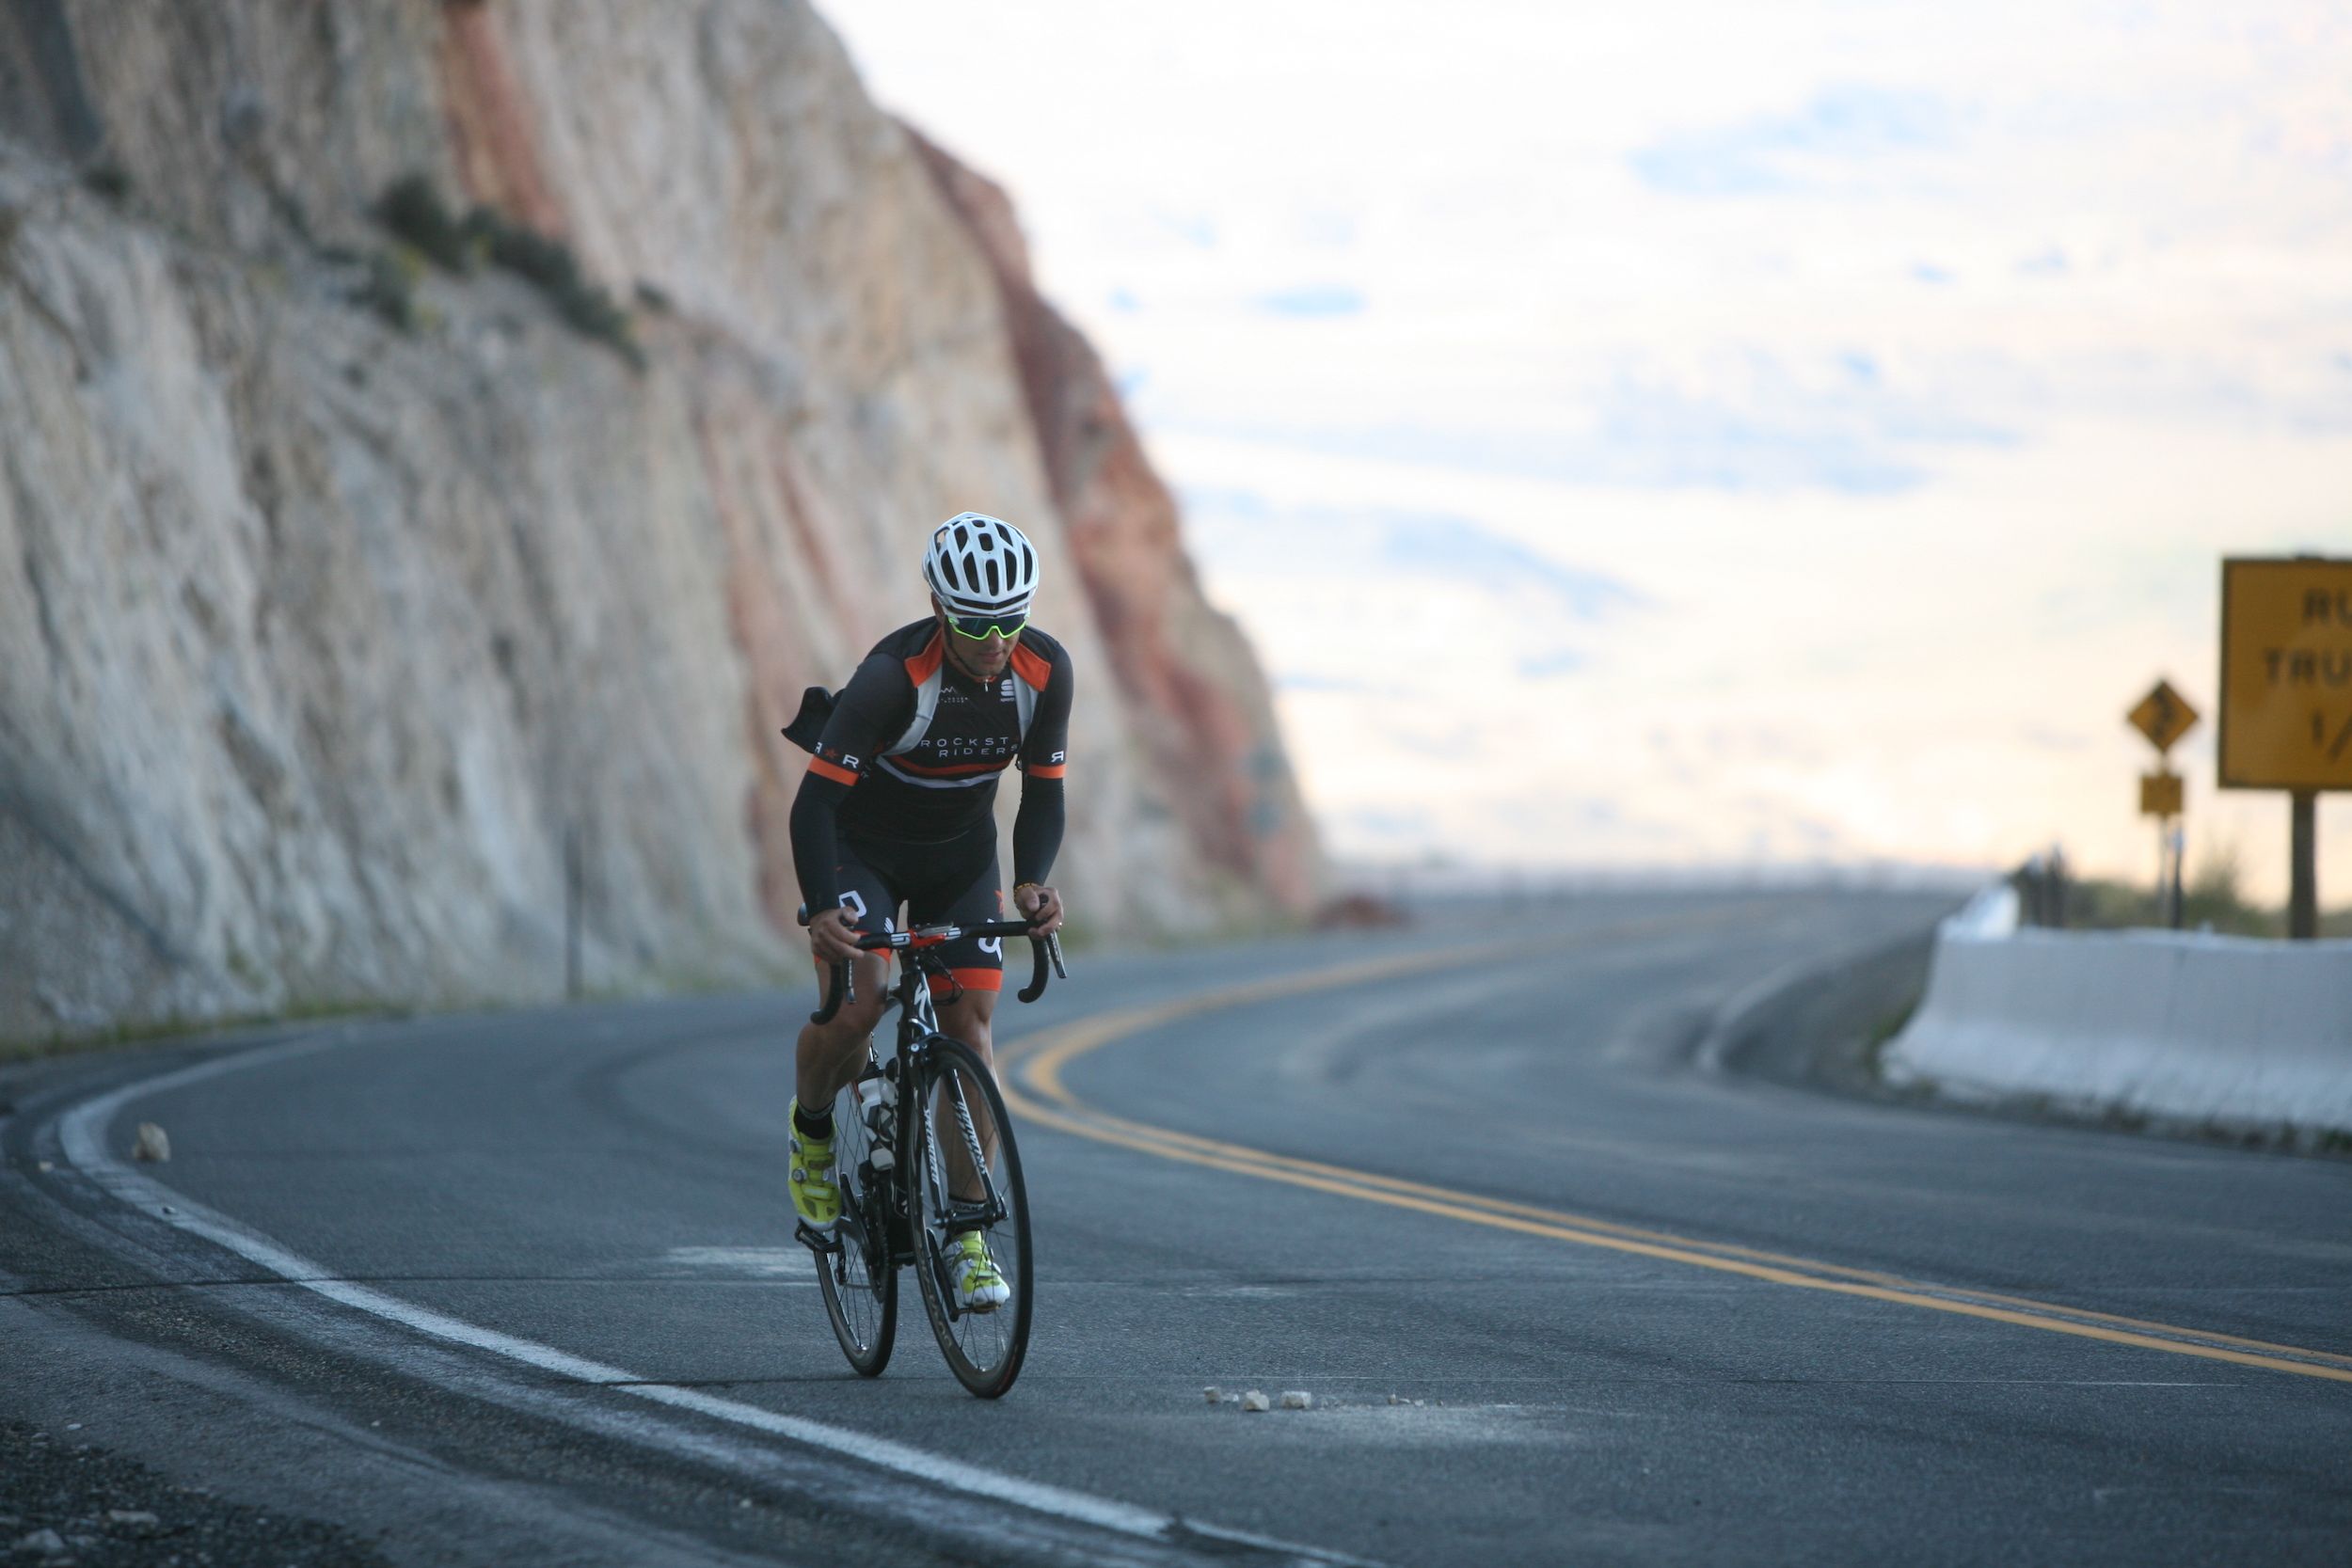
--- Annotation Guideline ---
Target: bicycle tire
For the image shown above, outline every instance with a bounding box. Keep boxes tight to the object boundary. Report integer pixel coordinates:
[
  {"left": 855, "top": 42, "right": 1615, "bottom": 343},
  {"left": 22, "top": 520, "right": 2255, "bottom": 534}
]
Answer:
[
  {"left": 908, "top": 1035, "right": 1033, "bottom": 1399},
  {"left": 815, "top": 1070, "right": 898, "bottom": 1376}
]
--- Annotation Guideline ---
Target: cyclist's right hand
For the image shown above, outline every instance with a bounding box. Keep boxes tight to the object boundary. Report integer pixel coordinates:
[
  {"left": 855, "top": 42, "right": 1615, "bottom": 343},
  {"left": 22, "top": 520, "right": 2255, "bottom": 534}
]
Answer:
[{"left": 807, "top": 906, "right": 865, "bottom": 965}]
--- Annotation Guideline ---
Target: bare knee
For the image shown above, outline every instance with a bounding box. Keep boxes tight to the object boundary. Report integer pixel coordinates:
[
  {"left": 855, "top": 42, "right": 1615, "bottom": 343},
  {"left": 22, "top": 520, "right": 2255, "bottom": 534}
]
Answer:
[{"left": 835, "top": 994, "right": 886, "bottom": 1039}]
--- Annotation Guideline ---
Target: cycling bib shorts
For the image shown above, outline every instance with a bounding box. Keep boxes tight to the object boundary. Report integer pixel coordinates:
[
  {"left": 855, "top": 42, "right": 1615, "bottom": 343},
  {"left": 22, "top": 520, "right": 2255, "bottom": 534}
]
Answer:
[{"left": 824, "top": 820, "right": 1008, "bottom": 996}]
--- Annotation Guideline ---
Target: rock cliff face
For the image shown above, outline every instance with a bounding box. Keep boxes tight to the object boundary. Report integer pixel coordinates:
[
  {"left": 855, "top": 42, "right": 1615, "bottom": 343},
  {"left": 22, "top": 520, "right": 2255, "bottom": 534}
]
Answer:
[
  {"left": 906, "top": 132, "right": 1319, "bottom": 916},
  {"left": 0, "top": 0, "right": 1320, "bottom": 1042}
]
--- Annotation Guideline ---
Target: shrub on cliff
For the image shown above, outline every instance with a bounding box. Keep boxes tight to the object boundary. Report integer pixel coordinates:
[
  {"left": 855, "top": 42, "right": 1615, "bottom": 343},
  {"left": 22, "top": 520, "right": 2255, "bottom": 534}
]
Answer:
[
  {"left": 373, "top": 174, "right": 471, "bottom": 272},
  {"left": 366, "top": 176, "right": 642, "bottom": 368},
  {"left": 462, "top": 208, "right": 644, "bottom": 372},
  {"left": 355, "top": 249, "right": 421, "bottom": 333},
  {"left": 81, "top": 160, "right": 132, "bottom": 203}
]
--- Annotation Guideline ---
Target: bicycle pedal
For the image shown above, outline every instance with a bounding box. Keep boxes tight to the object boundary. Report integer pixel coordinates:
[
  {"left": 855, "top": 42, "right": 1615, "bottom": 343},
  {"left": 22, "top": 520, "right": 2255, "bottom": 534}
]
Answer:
[{"left": 795, "top": 1220, "right": 842, "bottom": 1255}]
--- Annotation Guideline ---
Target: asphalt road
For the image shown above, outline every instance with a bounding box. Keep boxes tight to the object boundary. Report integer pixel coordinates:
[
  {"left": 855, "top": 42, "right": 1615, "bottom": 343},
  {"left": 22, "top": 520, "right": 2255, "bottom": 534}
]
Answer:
[{"left": 5, "top": 891, "right": 2348, "bottom": 1566}]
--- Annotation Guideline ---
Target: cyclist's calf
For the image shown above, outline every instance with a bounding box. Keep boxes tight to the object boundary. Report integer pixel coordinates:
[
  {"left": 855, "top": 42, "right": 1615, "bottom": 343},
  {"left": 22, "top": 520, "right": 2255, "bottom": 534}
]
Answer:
[{"left": 935, "top": 987, "right": 996, "bottom": 1069}]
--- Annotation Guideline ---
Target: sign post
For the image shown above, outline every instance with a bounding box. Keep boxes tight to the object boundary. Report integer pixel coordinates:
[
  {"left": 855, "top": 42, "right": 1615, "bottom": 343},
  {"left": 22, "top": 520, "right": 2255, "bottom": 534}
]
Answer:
[
  {"left": 2219, "top": 557, "right": 2352, "bottom": 940},
  {"left": 2127, "top": 678, "right": 2199, "bottom": 928}
]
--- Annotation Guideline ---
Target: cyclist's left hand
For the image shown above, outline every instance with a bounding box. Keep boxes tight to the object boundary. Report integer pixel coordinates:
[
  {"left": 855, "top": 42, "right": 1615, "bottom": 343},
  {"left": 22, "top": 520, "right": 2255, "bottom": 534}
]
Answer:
[{"left": 1015, "top": 882, "right": 1064, "bottom": 936}]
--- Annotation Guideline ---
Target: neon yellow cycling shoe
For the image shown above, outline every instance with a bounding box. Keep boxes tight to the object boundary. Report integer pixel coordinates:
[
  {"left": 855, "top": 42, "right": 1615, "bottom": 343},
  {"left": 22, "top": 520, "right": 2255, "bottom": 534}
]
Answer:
[
  {"left": 946, "top": 1229, "right": 1009, "bottom": 1312},
  {"left": 788, "top": 1098, "right": 839, "bottom": 1233}
]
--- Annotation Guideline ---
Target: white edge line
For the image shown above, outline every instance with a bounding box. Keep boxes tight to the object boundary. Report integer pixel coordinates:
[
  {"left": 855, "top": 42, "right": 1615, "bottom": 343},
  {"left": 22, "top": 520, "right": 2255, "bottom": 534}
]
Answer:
[{"left": 50, "top": 1034, "right": 1326, "bottom": 1554}]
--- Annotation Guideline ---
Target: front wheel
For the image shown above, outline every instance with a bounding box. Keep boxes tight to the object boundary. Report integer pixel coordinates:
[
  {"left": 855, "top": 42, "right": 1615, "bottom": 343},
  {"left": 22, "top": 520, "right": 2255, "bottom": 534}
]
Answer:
[
  {"left": 815, "top": 1067, "right": 898, "bottom": 1376},
  {"left": 909, "top": 1035, "right": 1033, "bottom": 1399}
]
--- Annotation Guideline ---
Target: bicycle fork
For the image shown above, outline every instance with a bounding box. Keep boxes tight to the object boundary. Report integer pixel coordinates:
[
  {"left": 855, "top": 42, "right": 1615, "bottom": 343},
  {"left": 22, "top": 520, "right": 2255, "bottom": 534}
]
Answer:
[{"left": 921, "top": 1063, "right": 1009, "bottom": 1321}]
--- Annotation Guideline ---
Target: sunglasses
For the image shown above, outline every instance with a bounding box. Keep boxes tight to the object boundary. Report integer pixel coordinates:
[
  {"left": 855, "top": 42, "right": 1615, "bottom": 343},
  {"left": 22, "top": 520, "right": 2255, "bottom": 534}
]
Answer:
[{"left": 946, "top": 611, "right": 1027, "bottom": 641}]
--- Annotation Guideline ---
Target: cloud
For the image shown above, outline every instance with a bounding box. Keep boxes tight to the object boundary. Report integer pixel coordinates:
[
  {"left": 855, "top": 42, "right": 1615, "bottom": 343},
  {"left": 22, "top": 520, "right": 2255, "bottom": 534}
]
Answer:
[
  {"left": 1296, "top": 210, "right": 1358, "bottom": 249},
  {"left": 1163, "top": 351, "right": 2021, "bottom": 496},
  {"left": 1180, "top": 484, "right": 1276, "bottom": 521},
  {"left": 1629, "top": 84, "right": 1961, "bottom": 197},
  {"left": 1517, "top": 648, "right": 1589, "bottom": 679},
  {"left": 2018, "top": 724, "right": 2091, "bottom": 753},
  {"left": 1491, "top": 793, "right": 1682, "bottom": 847},
  {"left": 1252, "top": 285, "right": 1366, "bottom": 318},
  {"left": 1229, "top": 416, "right": 1941, "bottom": 495},
  {"left": 1178, "top": 493, "right": 1645, "bottom": 617},
  {"left": 1277, "top": 672, "right": 1375, "bottom": 693},
  {"left": 1377, "top": 514, "right": 1645, "bottom": 622},
  {"left": 1180, "top": 496, "right": 1634, "bottom": 700},
  {"left": 1154, "top": 210, "right": 1218, "bottom": 248},
  {"left": 1393, "top": 731, "right": 1470, "bottom": 761},
  {"left": 1344, "top": 806, "right": 1434, "bottom": 842},
  {"left": 1589, "top": 378, "right": 1957, "bottom": 493}
]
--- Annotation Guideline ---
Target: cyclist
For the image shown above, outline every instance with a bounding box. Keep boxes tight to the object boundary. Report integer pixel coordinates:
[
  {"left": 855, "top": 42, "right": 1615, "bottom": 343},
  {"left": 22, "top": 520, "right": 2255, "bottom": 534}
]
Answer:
[{"left": 786, "top": 513, "right": 1070, "bottom": 1312}]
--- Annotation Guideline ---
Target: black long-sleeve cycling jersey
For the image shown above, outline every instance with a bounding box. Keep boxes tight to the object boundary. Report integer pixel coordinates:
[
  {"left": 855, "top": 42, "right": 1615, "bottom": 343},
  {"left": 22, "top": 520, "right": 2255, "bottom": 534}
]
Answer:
[{"left": 788, "top": 620, "right": 1073, "bottom": 915}]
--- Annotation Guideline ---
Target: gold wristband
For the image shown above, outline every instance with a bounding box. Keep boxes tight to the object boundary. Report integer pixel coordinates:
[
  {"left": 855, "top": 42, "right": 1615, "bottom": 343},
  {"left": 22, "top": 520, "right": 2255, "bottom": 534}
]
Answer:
[{"left": 1013, "top": 882, "right": 1045, "bottom": 899}]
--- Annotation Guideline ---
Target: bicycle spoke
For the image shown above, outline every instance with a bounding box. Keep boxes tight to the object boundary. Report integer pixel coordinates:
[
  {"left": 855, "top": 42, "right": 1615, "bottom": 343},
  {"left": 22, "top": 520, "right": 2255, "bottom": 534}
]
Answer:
[{"left": 813, "top": 1062, "right": 897, "bottom": 1376}]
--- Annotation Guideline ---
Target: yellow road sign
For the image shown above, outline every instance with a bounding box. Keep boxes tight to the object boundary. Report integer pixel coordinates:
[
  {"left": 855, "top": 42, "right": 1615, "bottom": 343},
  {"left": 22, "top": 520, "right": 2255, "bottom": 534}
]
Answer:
[
  {"left": 2126, "top": 678, "right": 2199, "bottom": 754},
  {"left": 2139, "top": 771, "right": 2183, "bottom": 818},
  {"left": 2219, "top": 558, "right": 2352, "bottom": 791}
]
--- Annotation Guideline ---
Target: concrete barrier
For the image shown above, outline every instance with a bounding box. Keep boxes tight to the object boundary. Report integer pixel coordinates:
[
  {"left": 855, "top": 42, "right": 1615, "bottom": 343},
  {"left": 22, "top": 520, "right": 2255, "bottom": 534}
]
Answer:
[{"left": 1886, "top": 905, "right": 2352, "bottom": 1143}]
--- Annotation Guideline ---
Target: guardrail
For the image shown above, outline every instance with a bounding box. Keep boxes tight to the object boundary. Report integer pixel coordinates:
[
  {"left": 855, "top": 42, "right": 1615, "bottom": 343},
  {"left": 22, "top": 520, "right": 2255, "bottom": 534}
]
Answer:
[{"left": 1886, "top": 903, "right": 2352, "bottom": 1143}]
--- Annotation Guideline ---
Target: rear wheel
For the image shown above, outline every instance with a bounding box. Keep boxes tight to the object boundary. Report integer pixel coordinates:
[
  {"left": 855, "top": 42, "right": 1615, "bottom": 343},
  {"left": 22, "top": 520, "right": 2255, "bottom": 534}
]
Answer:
[
  {"left": 815, "top": 1067, "right": 898, "bottom": 1376},
  {"left": 910, "top": 1035, "right": 1032, "bottom": 1399}
]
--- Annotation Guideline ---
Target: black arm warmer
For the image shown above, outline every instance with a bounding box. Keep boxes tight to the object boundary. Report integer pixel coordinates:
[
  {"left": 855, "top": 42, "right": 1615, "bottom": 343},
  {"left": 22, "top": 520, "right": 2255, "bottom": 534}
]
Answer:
[
  {"left": 1011, "top": 774, "right": 1065, "bottom": 890},
  {"left": 789, "top": 770, "right": 852, "bottom": 915}
]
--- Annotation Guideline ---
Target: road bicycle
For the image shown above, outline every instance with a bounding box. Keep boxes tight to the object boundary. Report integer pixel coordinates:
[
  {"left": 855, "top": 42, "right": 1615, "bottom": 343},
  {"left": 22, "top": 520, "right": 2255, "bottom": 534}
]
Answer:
[{"left": 794, "top": 913, "right": 1064, "bottom": 1399}]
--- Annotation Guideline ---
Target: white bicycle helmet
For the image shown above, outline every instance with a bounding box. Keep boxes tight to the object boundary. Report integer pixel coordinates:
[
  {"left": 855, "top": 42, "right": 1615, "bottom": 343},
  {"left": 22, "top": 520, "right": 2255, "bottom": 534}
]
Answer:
[{"left": 922, "top": 512, "right": 1039, "bottom": 618}]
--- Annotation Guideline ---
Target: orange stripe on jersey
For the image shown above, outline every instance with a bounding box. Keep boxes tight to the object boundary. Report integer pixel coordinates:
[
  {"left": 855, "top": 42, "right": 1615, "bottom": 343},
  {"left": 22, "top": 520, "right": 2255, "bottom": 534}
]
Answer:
[
  {"left": 903, "top": 628, "right": 946, "bottom": 686},
  {"left": 808, "top": 755, "right": 859, "bottom": 786},
  {"left": 1009, "top": 641, "right": 1053, "bottom": 690},
  {"left": 1025, "top": 761, "right": 1067, "bottom": 779},
  {"left": 888, "top": 754, "right": 1012, "bottom": 778}
]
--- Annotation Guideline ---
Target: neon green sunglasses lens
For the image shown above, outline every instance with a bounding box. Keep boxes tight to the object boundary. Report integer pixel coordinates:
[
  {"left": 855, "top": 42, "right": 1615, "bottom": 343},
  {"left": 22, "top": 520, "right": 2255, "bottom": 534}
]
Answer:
[{"left": 948, "top": 614, "right": 1025, "bottom": 640}]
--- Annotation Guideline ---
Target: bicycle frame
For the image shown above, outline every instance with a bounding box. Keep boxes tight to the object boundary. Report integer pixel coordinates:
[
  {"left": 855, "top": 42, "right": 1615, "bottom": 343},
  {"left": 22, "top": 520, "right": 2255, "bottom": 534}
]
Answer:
[
  {"left": 800, "top": 919, "right": 1060, "bottom": 1278},
  {"left": 795, "top": 911, "right": 1057, "bottom": 1392}
]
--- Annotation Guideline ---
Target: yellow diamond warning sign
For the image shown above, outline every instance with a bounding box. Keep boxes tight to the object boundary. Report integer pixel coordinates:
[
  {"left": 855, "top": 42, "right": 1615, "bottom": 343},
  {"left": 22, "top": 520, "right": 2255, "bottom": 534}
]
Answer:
[
  {"left": 2219, "top": 558, "right": 2352, "bottom": 791},
  {"left": 2126, "top": 678, "right": 2199, "bottom": 755}
]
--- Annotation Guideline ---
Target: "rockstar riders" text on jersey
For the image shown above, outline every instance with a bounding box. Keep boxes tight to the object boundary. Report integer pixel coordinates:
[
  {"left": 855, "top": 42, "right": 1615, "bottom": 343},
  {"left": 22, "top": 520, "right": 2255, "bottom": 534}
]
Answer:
[{"left": 807, "top": 620, "right": 1073, "bottom": 846}]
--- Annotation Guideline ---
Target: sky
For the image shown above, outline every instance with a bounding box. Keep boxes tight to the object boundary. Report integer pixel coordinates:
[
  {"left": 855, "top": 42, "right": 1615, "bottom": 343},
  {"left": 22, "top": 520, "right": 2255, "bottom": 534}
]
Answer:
[{"left": 822, "top": 1, "right": 2352, "bottom": 900}]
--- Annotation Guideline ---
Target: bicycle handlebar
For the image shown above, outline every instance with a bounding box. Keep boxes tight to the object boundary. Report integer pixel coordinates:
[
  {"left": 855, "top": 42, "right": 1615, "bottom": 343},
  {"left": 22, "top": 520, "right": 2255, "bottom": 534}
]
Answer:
[{"left": 797, "top": 909, "right": 1066, "bottom": 1024}]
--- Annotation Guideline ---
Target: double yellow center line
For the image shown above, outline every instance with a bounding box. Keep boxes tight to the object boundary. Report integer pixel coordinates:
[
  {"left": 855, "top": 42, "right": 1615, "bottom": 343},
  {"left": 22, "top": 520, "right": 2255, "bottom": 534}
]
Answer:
[{"left": 998, "top": 931, "right": 2352, "bottom": 1386}]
